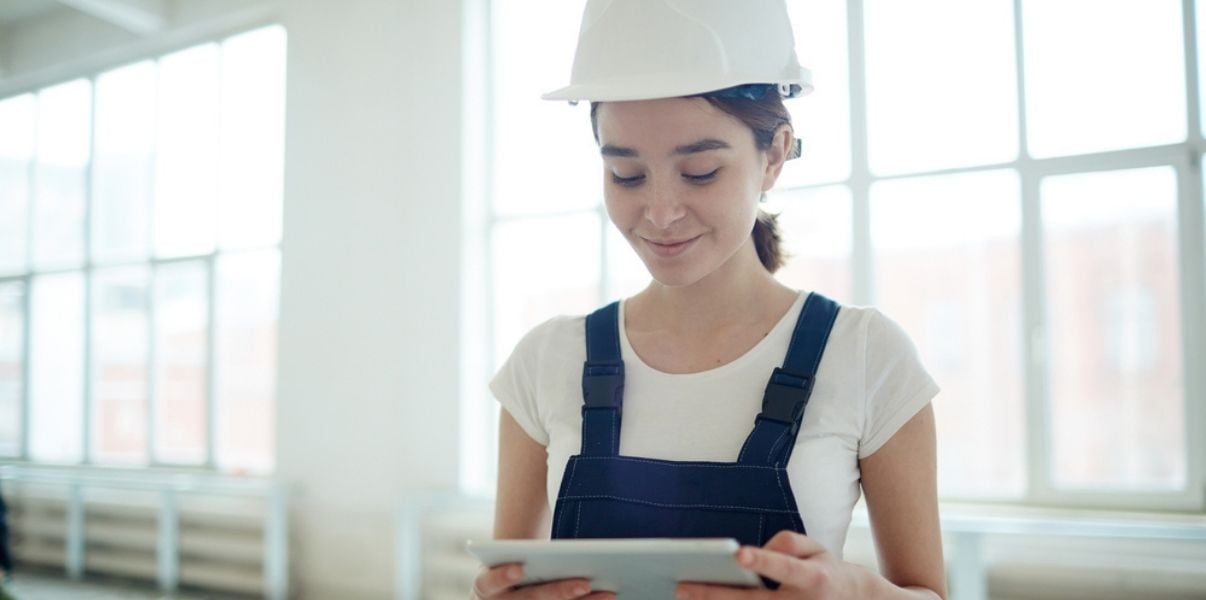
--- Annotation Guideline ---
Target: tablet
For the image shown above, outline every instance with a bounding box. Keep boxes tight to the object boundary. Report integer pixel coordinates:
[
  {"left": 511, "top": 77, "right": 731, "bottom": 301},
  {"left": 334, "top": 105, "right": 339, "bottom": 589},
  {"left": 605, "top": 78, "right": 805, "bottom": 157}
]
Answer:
[{"left": 464, "top": 538, "right": 762, "bottom": 597}]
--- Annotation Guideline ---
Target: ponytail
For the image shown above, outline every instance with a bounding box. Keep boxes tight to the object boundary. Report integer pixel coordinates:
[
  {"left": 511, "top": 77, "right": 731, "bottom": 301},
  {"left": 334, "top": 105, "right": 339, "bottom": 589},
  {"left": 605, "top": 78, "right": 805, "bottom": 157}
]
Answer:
[{"left": 752, "top": 209, "right": 786, "bottom": 273}]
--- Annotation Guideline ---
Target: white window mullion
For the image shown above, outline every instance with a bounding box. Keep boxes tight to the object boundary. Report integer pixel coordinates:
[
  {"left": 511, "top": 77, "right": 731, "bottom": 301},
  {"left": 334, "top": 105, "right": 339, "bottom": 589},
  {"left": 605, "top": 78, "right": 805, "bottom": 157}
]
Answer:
[
  {"left": 204, "top": 253, "right": 217, "bottom": 469},
  {"left": 82, "top": 75, "right": 98, "bottom": 466},
  {"left": 598, "top": 202, "right": 610, "bottom": 304},
  {"left": 1180, "top": 0, "right": 1206, "bottom": 512},
  {"left": 846, "top": 0, "right": 874, "bottom": 306},
  {"left": 20, "top": 98, "right": 37, "bottom": 462},
  {"left": 1019, "top": 170, "right": 1051, "bottom": 504},
  {"left": 147, "top": 262, "right": 160, "bottom": 464},
  {"left": 1175, "top": 156, "right": 1206, "bottom": 509},
  {"left": 19, "top": 275, "right": 32, "bottom": 461},
  {"left": 1011, "top": 0, "right": 1051, "bottom": 506}
]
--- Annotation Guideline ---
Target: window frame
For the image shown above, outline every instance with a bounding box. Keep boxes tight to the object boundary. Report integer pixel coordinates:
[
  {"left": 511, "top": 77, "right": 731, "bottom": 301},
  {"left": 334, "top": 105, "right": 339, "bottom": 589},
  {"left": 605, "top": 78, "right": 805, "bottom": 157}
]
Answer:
[
  {"left": 0, "top": 19, "right": 285, "bottom": 473},
  {"left": 475, "top": 0, "right": 1206, "bottom": 512}
]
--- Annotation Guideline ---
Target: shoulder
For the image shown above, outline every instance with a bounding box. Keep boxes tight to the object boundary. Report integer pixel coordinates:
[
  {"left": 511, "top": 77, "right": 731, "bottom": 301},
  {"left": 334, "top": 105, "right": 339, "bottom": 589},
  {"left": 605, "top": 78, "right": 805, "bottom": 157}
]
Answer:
[
  {"left": 499, "top": 312, "right": 590, "bottom": 378},
  {"left": 812, "top": 298, "right": 926, "bottom": 387},
  {"left": 510, "top": 313, "right": 587, "bottom": 358},
  {"left": 828, "top": 300, "right": 916, "bottom": 350}
]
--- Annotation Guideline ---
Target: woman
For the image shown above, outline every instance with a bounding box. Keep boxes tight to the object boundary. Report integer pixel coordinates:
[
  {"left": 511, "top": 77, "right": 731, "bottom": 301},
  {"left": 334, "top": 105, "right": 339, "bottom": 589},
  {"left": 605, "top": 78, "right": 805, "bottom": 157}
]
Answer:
[{"left": 474, "top": 1, "right": 945, "bottom": 598}]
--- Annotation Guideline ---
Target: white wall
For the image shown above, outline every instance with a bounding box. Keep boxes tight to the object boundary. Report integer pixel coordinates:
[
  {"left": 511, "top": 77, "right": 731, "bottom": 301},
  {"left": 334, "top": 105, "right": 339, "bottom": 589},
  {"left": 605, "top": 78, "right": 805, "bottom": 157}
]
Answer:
[
  {"left": 277, "top": 0, "right": 466, "bottom": 597},
  {"left": 0, "top": 0, "right": 470, "bottom": 597}
]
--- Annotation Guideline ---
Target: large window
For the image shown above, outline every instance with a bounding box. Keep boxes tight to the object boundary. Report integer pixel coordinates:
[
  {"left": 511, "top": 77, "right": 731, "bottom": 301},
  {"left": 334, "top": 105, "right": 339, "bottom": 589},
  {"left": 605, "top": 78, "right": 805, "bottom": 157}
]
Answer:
[
  {"left": 0, "top": 25, "right": 286, "bottom": 473},
  {"left": 473, "top": 0, "right": 1206, "bottom": 512}
]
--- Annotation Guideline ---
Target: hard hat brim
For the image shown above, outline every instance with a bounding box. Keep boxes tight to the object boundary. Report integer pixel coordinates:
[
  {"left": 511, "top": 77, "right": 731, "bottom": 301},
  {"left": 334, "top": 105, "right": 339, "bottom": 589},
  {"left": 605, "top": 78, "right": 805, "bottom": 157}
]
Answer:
[{"left": 542, "top": 77, "right": 814, "bottom": 103}]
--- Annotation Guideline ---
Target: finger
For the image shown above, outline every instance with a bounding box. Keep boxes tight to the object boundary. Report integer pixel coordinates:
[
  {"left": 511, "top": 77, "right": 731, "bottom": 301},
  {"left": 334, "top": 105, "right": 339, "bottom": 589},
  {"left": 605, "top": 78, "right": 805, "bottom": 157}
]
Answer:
[
  {"left": 761, "top": 530, "right": 827, "bottom": 559},
  {"left": 675, "top": 582, "right": 774, "bottom": 600},
  {"left": 515, "top": 579, "right": 597, "bottom": 600},
  {"left": 736, "top": 547, "right": 828, "bottom": 590},
  {"left": 473, "top": 564, "right": 523, "bottom": 598}
]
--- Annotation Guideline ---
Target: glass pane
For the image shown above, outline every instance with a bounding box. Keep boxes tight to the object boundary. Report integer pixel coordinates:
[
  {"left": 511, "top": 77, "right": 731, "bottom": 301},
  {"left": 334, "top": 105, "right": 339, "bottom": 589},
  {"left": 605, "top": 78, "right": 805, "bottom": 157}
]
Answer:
[
  {"left": 214, "top": 249, "right": 279, "bottom": 473},
  {"left": 29, "top": 272, "right": 85, "bottom": 463},
  {"left": 871, "top": 170, "right": 1025, "bottom": 498},
  {"left": 0, "top": 94, "right": 34, "bottom": 275},
  {"left": 492, "top": 213, "right": 600, "bottom": 370},
  {"left": 767, "top": 185, "right": 853, "bottom": 304},
  {"left": 92, "top": 266, "right": 150, "bottom": 465},
  {"left": 93, "top": 61, "right": 156, "bottom": 264},
  {"left": 865, "top": 0, "right": 1018, "bottom": 175},
  {"left": 779, "top": 0, "right": 851, "bottom": 187},
  {"left": 32, "top": 80, "right": 91, "bottom": 270},
  {"left": 1042, "top": 167, "right": 1184, "bottom": 490},
  {"left": 1024, "top": 0, "right": 1186, "bottom": 158},
  {"left": 218, "top": 26, "right": 286, "bottom": 250},
  {"left": 493, "top": 0, "right": 600, "bottom": 216},
  {"left": 155, "top": 44, "right": 220, "bottom": 258},
  {"left": 0, "top": 282, "right": 24, "bottom": 456},
  {"left": 153, "top": 261, "right": 209, "bottom": 464},
  {"left": 606, "top": 224, "right": 651, "bottom": 301}
]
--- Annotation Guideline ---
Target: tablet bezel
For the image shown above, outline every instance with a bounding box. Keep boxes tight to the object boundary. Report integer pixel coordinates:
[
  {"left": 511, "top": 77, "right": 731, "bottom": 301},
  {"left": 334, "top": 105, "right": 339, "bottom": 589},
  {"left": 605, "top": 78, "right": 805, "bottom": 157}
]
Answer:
[{"left": 465, "top": 538, "right": 763, "bottom": 594}]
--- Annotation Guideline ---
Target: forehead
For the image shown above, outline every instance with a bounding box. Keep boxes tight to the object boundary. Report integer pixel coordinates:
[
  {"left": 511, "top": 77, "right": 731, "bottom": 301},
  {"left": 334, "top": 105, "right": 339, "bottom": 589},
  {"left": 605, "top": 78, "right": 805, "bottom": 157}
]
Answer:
[{"left": 594, "top": 97, "right": 753, "bottom": 153}]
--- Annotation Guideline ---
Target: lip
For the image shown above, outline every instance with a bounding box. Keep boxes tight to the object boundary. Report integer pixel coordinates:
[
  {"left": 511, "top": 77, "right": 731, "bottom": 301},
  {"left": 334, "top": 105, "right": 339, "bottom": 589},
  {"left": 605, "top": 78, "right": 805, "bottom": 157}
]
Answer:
[{"left": 642, "top": 235, "right": 701, "bottom": 258}]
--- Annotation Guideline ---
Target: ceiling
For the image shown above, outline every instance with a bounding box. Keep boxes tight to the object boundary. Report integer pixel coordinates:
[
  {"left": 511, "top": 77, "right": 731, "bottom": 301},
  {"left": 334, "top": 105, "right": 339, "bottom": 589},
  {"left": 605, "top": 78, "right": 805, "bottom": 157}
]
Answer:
[{"left": 0, "top": 0, "right": 59, "bottom": 26}]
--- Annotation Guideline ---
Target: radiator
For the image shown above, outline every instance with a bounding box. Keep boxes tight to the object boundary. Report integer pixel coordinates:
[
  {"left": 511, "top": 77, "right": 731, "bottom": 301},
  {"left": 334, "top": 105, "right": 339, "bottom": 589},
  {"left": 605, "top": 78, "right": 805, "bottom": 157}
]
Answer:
[
  {"left": 397, "top": 495, "right": 492, "bottom": 600},
  {"left": 1, "top": 467, "right": 288, "bottom": 599}
]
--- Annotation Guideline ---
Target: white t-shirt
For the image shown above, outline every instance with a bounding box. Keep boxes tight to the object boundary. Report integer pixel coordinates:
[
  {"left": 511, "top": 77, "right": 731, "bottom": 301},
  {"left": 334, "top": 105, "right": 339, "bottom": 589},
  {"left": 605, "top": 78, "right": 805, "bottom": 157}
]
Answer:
[{"left": 489, "top": 291, "right": 939, "bottom": 557}]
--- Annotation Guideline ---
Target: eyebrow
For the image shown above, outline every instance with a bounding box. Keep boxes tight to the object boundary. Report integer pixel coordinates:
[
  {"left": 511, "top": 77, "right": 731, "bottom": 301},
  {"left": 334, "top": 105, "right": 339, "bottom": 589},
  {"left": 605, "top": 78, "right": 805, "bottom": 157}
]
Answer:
[{"left": 600, "top": 138, "right": 732, "bottom": 158}]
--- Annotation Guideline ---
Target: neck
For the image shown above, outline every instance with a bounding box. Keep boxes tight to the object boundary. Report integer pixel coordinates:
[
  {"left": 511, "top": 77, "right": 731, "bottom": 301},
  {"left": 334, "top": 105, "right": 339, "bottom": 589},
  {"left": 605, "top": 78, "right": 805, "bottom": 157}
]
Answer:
[{"left": 632, "top": 239, "right": 794, "bottom": 332}]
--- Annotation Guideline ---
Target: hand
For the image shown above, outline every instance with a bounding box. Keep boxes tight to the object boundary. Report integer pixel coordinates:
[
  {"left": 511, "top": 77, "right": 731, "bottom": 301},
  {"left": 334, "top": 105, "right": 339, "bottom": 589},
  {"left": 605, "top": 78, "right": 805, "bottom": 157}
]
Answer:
[
  {"left": 676, "top": 531, "right": 861, "bottom": 600},
  {"left": 471, "top": 563, "right": 615, "bottom": 600}
]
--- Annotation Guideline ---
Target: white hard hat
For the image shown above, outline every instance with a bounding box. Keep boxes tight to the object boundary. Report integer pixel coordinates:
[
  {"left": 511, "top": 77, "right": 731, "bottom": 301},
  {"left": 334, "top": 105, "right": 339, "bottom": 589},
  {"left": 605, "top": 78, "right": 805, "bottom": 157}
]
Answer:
[{"left": 543, "top": 0, "right": 813, "bottom": 103}]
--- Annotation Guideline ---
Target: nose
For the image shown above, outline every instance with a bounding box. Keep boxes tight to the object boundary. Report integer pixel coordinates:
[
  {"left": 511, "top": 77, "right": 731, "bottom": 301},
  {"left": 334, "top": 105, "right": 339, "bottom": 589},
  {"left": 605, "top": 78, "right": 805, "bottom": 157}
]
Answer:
[{"left": 644, "top": 182, "right": 686, "bottom": 230}]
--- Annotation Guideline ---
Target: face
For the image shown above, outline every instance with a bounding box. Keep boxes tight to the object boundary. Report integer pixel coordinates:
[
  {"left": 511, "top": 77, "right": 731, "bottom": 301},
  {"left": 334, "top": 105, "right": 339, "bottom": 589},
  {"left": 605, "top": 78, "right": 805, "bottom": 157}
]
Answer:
[{"left": 594, "top": 97, "right": 782, "bottom": 288}]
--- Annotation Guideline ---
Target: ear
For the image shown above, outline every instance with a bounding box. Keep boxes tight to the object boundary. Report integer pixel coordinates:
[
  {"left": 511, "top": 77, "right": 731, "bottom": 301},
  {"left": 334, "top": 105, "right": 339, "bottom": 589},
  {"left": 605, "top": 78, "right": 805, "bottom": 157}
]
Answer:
[{"left": 761, "top": 125, "right": 794, "bottom": 192}]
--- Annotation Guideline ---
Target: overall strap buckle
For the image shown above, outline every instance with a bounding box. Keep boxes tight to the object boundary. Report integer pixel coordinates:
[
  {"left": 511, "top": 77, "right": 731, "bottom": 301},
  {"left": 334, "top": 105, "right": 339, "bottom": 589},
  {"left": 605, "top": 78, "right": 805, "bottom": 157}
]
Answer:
[
  {"left": 582, "top": 361, "right": 625, "bottom": 411},
  {"left": 760, "top": 367, "right": 813, "bottom": 434}
]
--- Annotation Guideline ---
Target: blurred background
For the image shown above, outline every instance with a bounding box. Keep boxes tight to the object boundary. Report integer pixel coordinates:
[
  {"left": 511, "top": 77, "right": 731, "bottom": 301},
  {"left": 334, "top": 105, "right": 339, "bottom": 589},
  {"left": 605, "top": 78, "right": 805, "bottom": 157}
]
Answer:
[{"left": 0, "top": 0, "right": 1204, "bottom": 598}]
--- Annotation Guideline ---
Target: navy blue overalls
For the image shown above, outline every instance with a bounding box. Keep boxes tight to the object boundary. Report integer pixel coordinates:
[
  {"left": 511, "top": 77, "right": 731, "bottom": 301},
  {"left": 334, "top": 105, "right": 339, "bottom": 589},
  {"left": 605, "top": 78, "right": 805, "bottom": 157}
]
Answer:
[{"left": 550, "top": 292, "right": 840, "bottom": 549}]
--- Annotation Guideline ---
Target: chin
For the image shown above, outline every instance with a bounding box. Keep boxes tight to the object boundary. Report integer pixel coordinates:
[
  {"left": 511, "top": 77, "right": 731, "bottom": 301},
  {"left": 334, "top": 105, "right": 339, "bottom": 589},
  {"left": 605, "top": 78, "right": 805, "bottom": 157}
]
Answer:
[{"left": 641, "top": 260, "right": 710, "bottom": 288}]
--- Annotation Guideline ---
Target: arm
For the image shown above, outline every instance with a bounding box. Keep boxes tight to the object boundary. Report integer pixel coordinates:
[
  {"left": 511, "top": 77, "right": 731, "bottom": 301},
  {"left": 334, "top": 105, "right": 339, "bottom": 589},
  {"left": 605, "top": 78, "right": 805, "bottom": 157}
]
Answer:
[
  {"left": 856, "top": 402, "right": 946, "bottom": 599},
  {"left": 493, "top": 408, "right": 551, "bottom": 539},
  {"left": 474, "top": 410, "right": 611, "bottom": 598},
  {"left": 677, "top": 404, "right": 946, "bottom": 600}
]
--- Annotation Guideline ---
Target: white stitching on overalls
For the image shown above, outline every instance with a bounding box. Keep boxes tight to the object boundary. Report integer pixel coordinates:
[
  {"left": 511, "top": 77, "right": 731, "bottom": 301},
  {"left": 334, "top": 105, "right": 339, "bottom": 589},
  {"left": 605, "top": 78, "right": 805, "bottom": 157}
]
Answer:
[
  {"left": 765, "top": 427, "right": 789, "bottom": 464},
  {"left": 611, "top": 410, "right": 618, "bottom": 455},
  {"left": 737, "top": 434, "right": 753, "bottom": 463},
  {"left": 773, "top": 469, "right": 792, "bottom": 515},
  {"left": 574, "top": 501, "right": 583, "bottom": 536},
  {"left": 557, "top": 494, "right": 798, "bottom": 514},
  {"left": 574, "top": 456, "right": 779, "bottom": 470},
  {"left": 809, "top": 300, "right": 838, "bottom": 374}
]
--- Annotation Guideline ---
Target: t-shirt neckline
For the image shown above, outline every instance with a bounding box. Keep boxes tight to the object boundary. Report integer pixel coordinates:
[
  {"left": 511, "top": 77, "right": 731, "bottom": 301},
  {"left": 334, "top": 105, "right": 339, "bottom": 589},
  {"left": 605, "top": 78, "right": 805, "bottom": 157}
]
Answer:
[{"left": 617, "top": 290, "right": 810, "bottom": 380}]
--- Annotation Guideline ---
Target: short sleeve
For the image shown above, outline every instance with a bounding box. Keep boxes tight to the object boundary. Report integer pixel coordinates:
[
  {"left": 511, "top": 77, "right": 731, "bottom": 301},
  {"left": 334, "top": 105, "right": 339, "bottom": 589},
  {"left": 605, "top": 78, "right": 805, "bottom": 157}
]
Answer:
[
  {"left": 858, "top": 309, "right": 940, "bottom": 458},
  {"left": 489, "top": 319, "right": 556, "bottom": 446}
]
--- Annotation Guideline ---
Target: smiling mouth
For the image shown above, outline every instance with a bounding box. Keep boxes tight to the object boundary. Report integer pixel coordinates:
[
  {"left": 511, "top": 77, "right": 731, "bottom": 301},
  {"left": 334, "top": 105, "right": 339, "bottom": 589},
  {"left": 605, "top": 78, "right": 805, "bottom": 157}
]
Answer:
[{"left": 643, "top": 235, "right": 701, "bottom": 258}]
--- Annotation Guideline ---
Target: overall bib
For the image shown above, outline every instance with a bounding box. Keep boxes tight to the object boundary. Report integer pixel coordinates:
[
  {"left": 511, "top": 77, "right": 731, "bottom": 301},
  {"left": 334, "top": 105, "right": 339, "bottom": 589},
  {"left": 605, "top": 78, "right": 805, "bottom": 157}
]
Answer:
[{"left": 550, "top": 292, "right": 840, "bottom": 550}]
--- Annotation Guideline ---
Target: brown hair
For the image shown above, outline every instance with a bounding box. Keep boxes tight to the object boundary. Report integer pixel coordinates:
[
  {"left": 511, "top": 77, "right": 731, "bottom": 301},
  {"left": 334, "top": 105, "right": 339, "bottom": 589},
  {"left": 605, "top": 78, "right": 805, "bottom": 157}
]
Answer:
[{"left": 590, "top": 92, "right": 793, "bottom": 273}]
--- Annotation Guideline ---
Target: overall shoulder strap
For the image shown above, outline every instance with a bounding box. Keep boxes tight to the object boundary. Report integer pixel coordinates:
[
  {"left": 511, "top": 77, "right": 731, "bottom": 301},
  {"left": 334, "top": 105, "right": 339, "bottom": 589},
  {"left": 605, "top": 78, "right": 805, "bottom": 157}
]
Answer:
[
  {"left": 737, "top": 293, "right": 840, "bottom": 467},
  {"left": 581, "top": 301, "right": 625, "bottom": 457}
]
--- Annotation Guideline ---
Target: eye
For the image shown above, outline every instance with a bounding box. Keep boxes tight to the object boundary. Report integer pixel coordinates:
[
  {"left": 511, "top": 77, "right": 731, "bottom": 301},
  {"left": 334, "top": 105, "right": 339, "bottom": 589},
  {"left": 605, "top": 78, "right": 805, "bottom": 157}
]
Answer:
[
  {"left": 611, "top": 173, "right": 646, "bottom": 187},
  {"left": 683, "top": 168, "right": 720, "bottom": 184}
]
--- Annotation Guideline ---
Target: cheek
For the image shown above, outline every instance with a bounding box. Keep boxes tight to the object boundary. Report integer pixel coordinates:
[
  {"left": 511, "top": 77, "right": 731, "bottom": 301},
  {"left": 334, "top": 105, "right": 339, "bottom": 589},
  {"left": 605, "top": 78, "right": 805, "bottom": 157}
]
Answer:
[
  {"left": 603, "top": 191, "right": 637, "bottom": 229},
  {"left": 705, "top": 179, "right": 761, "bottom": 228}
]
